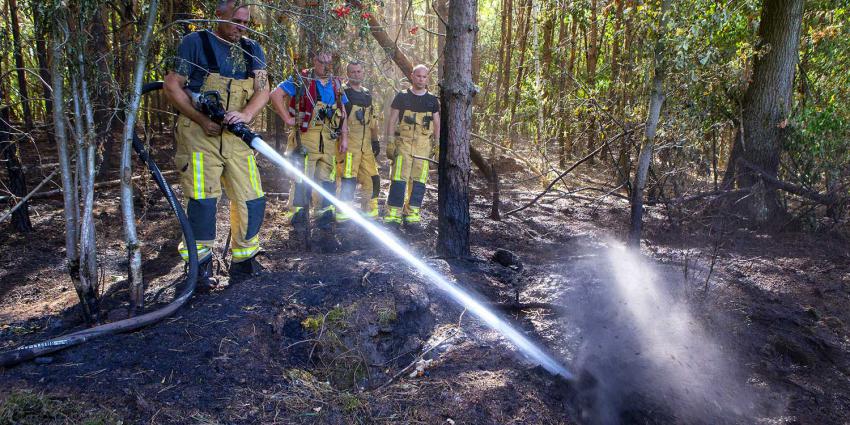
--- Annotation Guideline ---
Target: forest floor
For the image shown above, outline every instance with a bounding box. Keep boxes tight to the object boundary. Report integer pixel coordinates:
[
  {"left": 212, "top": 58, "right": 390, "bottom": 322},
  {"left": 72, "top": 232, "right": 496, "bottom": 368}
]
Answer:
[{"left": 1, "top": 132, "right": 850, "bottom": 424}]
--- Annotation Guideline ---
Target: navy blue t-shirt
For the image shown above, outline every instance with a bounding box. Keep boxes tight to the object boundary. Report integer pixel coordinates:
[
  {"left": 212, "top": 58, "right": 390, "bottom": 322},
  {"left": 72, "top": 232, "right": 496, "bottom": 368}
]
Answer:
[{"left": 174, "top": 30, "right": 266, "bottom": 92}]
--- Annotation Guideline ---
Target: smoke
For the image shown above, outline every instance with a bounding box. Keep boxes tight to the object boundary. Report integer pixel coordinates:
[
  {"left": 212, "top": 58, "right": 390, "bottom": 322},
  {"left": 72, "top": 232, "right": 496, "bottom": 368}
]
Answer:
[{"left": 564, "top": 242, "right": 772, "bottom": 424}]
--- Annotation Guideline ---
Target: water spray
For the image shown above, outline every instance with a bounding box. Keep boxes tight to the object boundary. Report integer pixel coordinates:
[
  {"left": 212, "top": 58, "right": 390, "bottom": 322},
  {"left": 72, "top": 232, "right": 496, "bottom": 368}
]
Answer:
[{"left": 247, "top": 142, "right": 575, "bottom": 380}]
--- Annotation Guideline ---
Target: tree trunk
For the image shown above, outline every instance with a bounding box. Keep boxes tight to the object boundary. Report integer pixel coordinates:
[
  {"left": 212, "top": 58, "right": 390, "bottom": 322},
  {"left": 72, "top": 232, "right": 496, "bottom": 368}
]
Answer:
[
  {"left": 1, "top": 88, "right": 32, "bottom": 232},
  {"left": 33, "top": 2, "right": 53, "bottom": 124},
  {"left": 90, "top": 8, "right": 118, "bottom": 179},
  {"left": 725, "top": 0, "right": 805, "bottom": 223},
  {"left": 72, "top": 73, "right": 100, "bottom": 319},
  {"left": 499, "top": 0, "right": 514, "bottom": 145},
  {"left": 507, "top": 0, "right": 533, "bottom": 146},
  {"left": 585, "top": 0, "right": 601, "bottom": 160},
  {"left": 628, "top": 0, "right": 670, "bottom": 248},
  {"left": 8, "top": 0, "right": 33, "bottom": 131},
  {"left": 122, "top": 0, "right": 160, "bottom": 314},
  {"left": 52, "top": 18, "right": 100, "bottom": 323},
  {"left": 437, "top": 0, "right": 476, "bottom": 257},
  {"left": 558, "top": 11, "right": 577, "bottom": 167}
]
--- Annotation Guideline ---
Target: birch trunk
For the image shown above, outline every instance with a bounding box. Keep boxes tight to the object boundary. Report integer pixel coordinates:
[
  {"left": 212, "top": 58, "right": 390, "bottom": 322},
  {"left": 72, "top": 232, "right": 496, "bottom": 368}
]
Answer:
[
  {"left": 628, "top": 0, "right": 670, "bottom": 247},
  {"left": 121, "top": 0, "right": 160, "bottom": 314}
]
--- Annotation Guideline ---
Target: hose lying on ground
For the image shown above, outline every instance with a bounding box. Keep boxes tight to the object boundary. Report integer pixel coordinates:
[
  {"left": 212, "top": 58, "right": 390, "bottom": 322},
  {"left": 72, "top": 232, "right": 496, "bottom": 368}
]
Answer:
[{"left": 0, "top": 81, "right": 199, "bottom": 368}]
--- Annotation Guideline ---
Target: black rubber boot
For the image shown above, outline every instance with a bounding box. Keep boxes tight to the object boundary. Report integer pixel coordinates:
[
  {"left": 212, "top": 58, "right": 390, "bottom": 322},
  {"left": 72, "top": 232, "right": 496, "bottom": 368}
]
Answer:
[
  {"left": 194, "top": 257, "right": 219, "bottom": 292},
  {"left": 289, "top": 208, "right": 310, "bottom": 250},
  {"left": 230, "top": 256, "right": 265, "bottom": 282},
  {"left": 313, "top": 209, "right": 340, "bottom": 253}
]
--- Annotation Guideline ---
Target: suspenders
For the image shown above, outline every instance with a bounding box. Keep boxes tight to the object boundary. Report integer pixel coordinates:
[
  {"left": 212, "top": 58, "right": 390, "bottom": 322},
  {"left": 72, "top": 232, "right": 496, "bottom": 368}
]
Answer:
[{"left": 198, "top": 30, "right": 255, "bottom": 76}]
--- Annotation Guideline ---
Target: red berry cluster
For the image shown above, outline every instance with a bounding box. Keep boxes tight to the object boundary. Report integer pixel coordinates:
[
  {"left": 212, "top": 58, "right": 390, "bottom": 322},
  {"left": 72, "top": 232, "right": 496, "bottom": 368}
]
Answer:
[{"left": 332, "top": 4, "right": 351, "bottom": 17}]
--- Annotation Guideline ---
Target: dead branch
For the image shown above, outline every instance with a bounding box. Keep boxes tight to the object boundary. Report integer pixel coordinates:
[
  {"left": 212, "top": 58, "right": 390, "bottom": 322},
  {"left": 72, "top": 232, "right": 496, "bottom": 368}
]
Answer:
[
  {"left": 505, "top": 130, "right": 630, "bottom": 216},
  {"left": 0, "top": 169, "right": 59, "bottom": 223},
  {"left": 23, "top": 170, "right": 177, "bottom": 199},
  {"left": 489, "top": 301, "right": 568, "bottom": 313},
  {"left": 738, "top": 159, "right": 841, "bottom": 206}
]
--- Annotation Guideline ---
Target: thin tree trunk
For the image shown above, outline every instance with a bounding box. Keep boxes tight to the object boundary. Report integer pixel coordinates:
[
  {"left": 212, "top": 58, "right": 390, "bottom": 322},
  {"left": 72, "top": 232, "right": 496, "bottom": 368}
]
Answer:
[
  {"left": 559, "top": 11, "right": 577, "bottom": 167},
  {"left": 52, "top": 18, "right": 99, "bottom": 323},
  {"left": 437, "top": 0, "right": 476, "bottom": 257},
  {"left": 500, "top": 0, "right": 514, "bottom": 145},
  {"left": 33, "top": 2, "right": 54, "bottom": 124},
  {"left": 508, "top": 0, "right": 532, "bottom": 146},
  {"left": 1, "top": 87, "right": 32, "bottom": 232},
  {"left": 585, "top": 0, "right": 601, "bottom": 160},
  {"left": 628, "top": 0, "right": 670, "bottom": 248},
  {"left": 8, "top": 0, "right": 32, "bottom": 131},
  {"left": 122, "top": 0, "right": 160, "bottom": 314},
  {"left": 77, "top": 48, "right": 100, "bottom": 316}
]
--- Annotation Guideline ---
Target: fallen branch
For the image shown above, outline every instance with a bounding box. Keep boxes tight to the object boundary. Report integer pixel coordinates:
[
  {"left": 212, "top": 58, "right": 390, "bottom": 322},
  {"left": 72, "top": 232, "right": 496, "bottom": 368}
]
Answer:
[
  {"left": 645, "top": 188, "right": 751, "bottom": 206},
  {"left": 739, "top": 159, "right": 841, "bottom": 206},
  {"left": 24, "top": 170, "right": 177, "bottom": 199},
  {"left": 0, "top": 169, "right": 59, "bottom": 223},
  {"left": 505, "top": 130, "right": 632, "bottom": 217},
  {"left": 489, "top": 301, "right": 568, "bottom": 313},
  {"left": 506, "top": 140, "right": 609, "bottom": 216},
  {"left": 378, "top": 328, "right": 459, "bottom": 389}
]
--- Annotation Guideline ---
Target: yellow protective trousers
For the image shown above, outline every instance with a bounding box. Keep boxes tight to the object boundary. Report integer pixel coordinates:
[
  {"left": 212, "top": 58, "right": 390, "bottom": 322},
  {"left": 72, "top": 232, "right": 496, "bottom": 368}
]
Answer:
[
  {"left": 175, "top": 74, "right": 265, "bottom": 264},
  {"left": 286, "top": 101, "right": 340, "bottom": 214},
  {"left": 385, "top": 110, "right": 433, "bottom": 223},
  {"left": 338, "top": 103, "right": 380, "bottom": 217}
]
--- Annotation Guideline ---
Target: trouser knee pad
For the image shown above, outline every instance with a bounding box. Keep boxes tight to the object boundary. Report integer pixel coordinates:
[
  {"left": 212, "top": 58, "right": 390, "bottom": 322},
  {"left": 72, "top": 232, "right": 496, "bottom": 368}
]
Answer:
[
  {"left": 387, "top": 180, "right": 406, "bottom": 208},
  {"left": 339, "top": 177, "right": 357, "bottom": 202},
  {"left": 320, "top": 180, "right": 337, "bottom": 209},
  {"left": 409, "top": 181, "right": 426, "bottom": 208}
]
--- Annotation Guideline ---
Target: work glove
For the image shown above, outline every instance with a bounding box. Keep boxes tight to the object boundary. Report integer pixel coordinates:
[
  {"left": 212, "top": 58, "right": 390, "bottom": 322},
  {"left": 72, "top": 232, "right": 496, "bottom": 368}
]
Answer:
[
  {"left": 371, "top": 139, "right": 380, "bottom": 157},
  {"left": 430, "top": 141, "right": 439, "bottom": 160},
  {"left": 386, "top": 136, "right": 397, "bottom": 160}
]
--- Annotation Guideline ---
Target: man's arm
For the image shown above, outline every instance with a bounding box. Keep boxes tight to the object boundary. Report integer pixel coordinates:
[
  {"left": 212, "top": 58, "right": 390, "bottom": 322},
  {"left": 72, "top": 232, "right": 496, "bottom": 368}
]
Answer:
[
  {"left": 269, "top": 86, "right": 296, "bottom": 126},
  {"left": 223, "top": 70, "right": 270, "bottom": 125},
  {"left": 163, "top": 71, "right": 221, "bottom": 136},
  {"left": 431, "top": 111, "right": 440, "bottom": 144},
  {"left": 385, "top": 108, "right": 399, "bottom": 142}
]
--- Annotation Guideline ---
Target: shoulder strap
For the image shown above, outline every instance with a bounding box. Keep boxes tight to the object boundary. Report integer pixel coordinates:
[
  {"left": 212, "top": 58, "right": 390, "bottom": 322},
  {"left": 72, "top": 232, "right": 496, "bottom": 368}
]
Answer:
[
  {"left": 198, "top": 30, "right": 219, "bottom": 74},
  {"left": 239, "top": 37, "right": 255, "bottom": 76}
]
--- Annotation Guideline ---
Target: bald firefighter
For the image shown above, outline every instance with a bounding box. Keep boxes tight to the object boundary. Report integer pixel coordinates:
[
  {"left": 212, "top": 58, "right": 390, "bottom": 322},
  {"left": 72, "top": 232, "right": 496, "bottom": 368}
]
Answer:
[
  {"left": 384, "top": 65, "right": 440, "bottom": 229},
  {"left": 270, "top": 50, "right": 349, "bottom": 234},
  {"left": 337, "top": 60, "right": 381, "bottom": 221},
  {"left": 164, "top": 0, "right": 269, "bottom": 288}
]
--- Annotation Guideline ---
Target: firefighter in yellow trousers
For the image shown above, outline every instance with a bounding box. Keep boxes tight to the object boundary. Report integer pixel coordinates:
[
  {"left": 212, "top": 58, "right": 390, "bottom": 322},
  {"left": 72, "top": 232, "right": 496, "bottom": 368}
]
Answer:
[
  {"left": 269, "top": 50, "right": 349, "bottom": 231},
  {"left": 337, "top": 61, "right": 381, "bottom": 221},
  {"left": 163, "top": 1, "right": 269, "bottom": 288},
  {"left": 384, "top": 64, "right": 440, "bottom": 229}
]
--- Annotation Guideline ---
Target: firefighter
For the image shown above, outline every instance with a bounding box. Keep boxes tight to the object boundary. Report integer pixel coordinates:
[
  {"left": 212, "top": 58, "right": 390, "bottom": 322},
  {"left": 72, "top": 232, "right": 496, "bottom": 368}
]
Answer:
[
  {"left": 384, "top": 64, "right": 440, "bottom": 229},
  {"left": 337, "top": 60, "right": 381, "bottom": 221},
  {"left": 269, "top": 50, "right": 349, "bottom": 232},
  {"left": 163, "top": 0, "right": 270, "bottom": 288}
]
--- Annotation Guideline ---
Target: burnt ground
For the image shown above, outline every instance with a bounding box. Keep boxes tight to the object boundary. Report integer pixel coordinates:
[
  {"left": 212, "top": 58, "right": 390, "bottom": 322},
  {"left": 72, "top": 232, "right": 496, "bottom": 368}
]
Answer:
[{"left": 1, "top": 133, "right": 850, "bottom": 424}]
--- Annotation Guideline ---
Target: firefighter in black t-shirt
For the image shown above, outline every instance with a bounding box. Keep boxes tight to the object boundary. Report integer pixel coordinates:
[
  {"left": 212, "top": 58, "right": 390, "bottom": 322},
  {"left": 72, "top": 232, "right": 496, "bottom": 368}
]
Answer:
[
  {"left": 337, "top": 61, "right": 381, "bottom": 220},
  {"left": 384, "top": 64, "right": 441, "bottom": 228}
]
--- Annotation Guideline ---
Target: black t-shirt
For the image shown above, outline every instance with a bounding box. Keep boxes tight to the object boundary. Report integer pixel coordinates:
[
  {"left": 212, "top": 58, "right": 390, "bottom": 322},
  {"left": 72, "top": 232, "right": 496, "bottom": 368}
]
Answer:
[
  {"left": 391, "top": 89, "right": 439, "bottom": 122},
  {"left": 344, "top": 86, "right": 372, "bottom": 116}
]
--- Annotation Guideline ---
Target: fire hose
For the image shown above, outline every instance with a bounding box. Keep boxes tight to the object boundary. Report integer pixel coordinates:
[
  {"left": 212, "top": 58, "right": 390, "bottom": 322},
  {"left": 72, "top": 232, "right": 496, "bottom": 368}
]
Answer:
[{"left": 0, "top": 81, "right": 199, "bottom": 368}]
